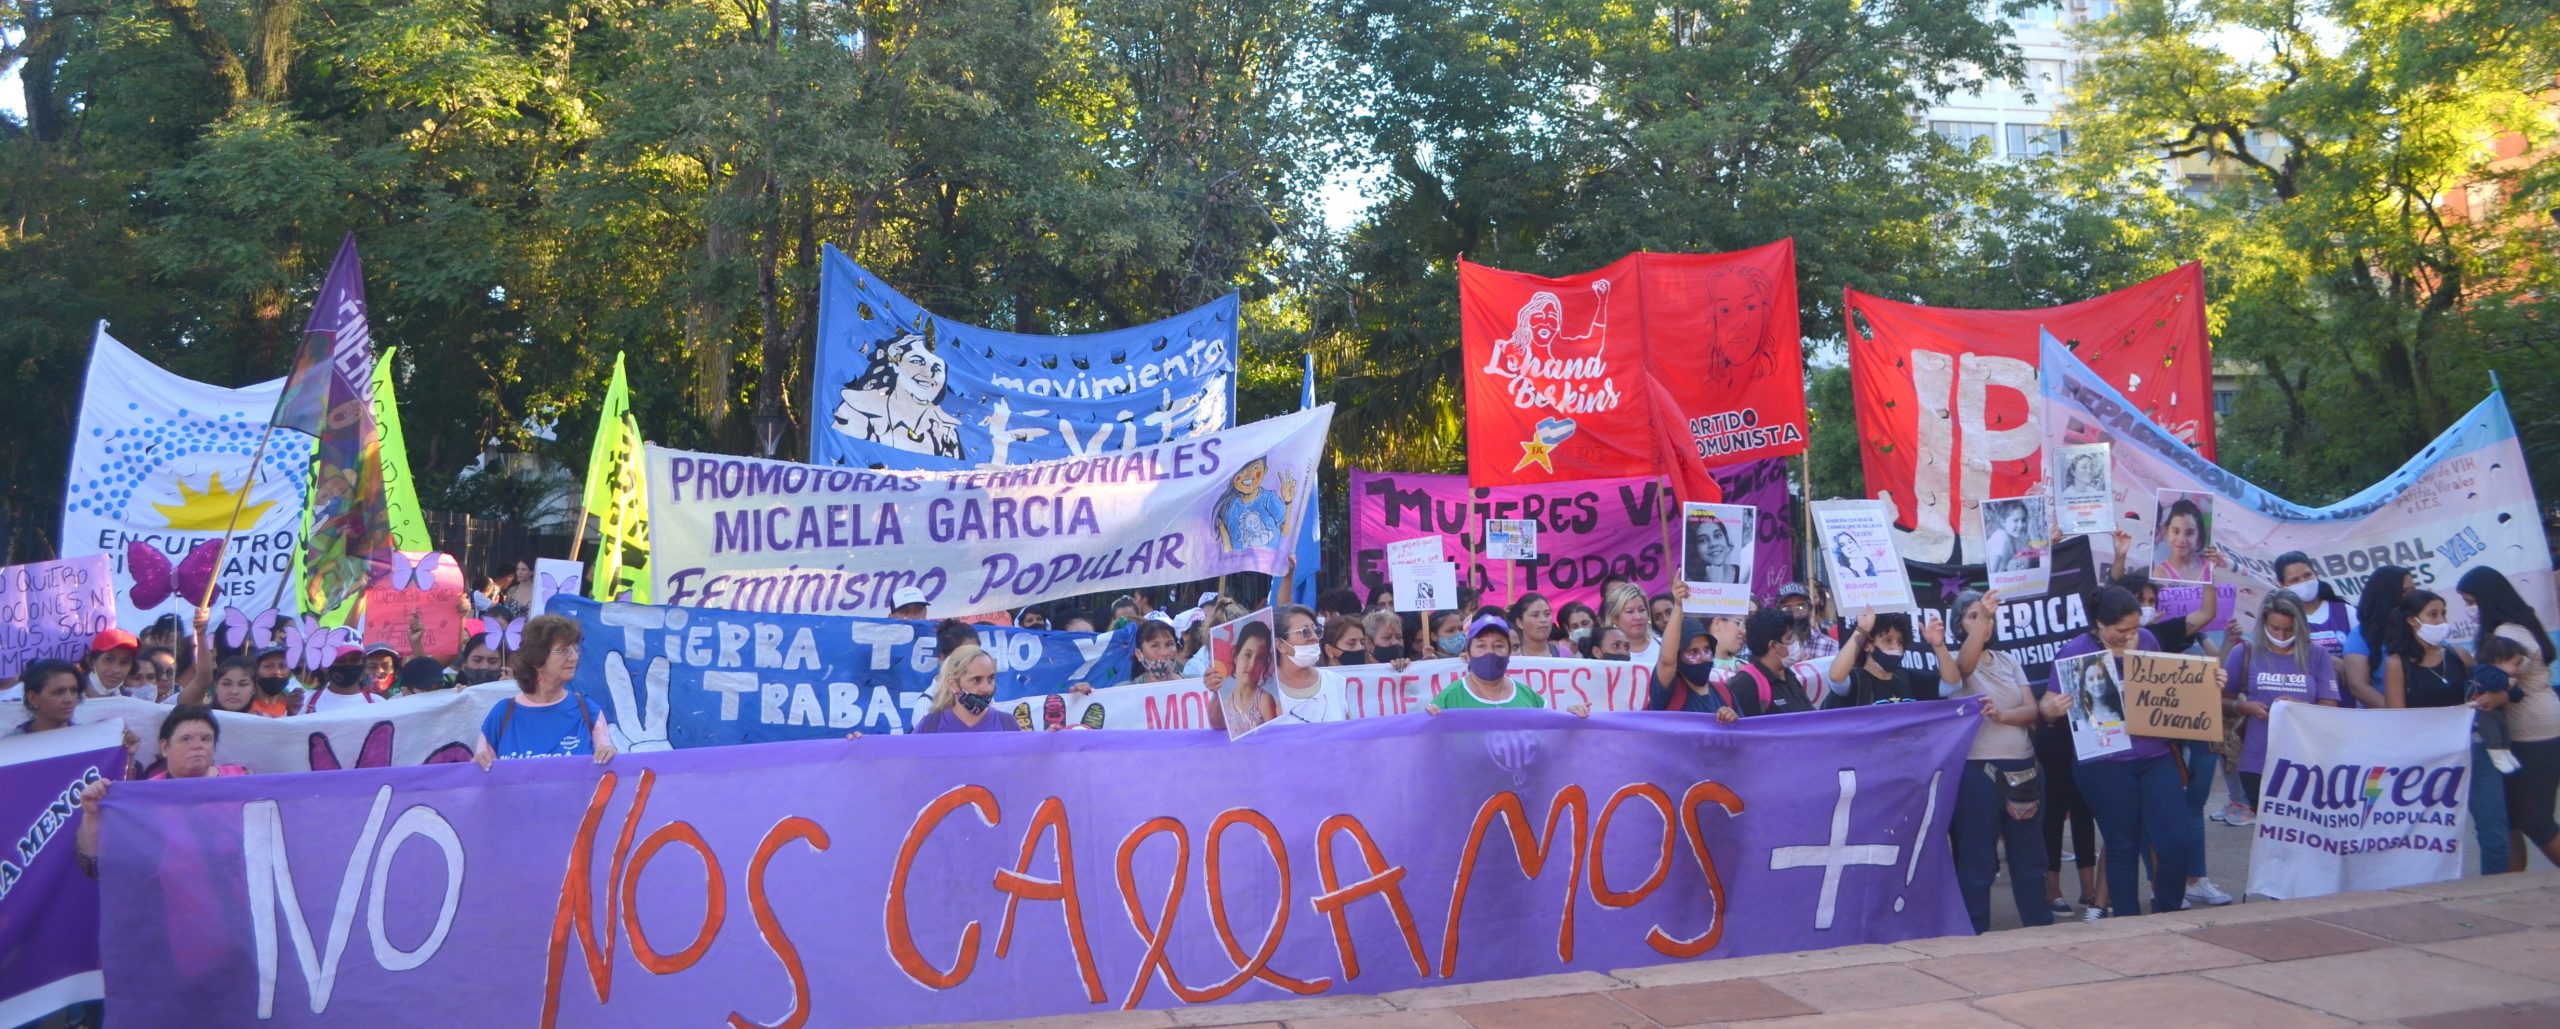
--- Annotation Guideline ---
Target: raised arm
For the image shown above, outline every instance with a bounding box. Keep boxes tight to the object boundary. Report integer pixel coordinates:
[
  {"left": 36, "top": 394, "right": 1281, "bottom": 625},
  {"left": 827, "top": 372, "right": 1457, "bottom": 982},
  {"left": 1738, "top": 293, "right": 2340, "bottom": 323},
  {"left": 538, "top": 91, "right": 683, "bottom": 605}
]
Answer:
[
  {"left": 1828, "top": 610, "right": 1873, "bottom": 686},
  {"left": 173, "top": 605, "right": 217, "bottom": 706}
]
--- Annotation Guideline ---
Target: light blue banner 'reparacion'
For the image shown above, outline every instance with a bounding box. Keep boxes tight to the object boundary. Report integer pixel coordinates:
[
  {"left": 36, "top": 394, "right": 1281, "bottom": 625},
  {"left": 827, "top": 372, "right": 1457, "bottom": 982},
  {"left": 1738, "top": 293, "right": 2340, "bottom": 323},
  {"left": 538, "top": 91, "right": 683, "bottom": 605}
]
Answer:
[{"left": 808, "top": 245, "right": 1239, "bottom": 470}]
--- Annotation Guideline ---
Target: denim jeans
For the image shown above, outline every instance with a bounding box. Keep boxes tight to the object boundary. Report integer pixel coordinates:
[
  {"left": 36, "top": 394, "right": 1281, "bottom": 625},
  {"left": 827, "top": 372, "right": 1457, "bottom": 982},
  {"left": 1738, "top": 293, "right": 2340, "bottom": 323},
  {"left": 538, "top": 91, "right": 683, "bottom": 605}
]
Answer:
[
  {"left": 2474, "top": 741, "right": 2513, "bottom": 874},
  {"left": 2076, "top": 754, "right": 2190, "bottom": 917},
  {"left": 1955, "top": 758, "right": 2053, "bottom": 933},
  {"left": 2181, "top": 741, "right": 2218, "bottom": 880}
]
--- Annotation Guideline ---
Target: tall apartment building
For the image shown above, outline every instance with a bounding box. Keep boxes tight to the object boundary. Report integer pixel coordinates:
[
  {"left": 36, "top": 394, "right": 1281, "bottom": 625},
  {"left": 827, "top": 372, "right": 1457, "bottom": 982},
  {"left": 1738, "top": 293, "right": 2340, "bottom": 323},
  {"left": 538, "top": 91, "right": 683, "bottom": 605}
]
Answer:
[{"left": 1917, "top": 1, "right": 2104, "bottom": 163}]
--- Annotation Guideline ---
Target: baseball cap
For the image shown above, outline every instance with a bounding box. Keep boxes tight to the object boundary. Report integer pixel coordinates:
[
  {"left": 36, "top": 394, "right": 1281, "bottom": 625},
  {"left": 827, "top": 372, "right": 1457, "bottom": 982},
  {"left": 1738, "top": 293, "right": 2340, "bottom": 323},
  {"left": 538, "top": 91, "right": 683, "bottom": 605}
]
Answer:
[
  {"left": 90, "top": 627, "right": 139, "bottom": 653},
  {"left": 1776, "top": 583, "right": 1811, "bottom": 601},
  {"left": 1198, "top": 591, "right": 1220, "bottom": 608},
  {"left": 363, "top": 643, "right": 400, "bottom": 658},
  {"left": 891, "top": 586, "right": 929, "bottom": 609},
  {"left": 1467, "top": 611, "right": 1513, "bottom": 641},
  {"left": 330, "top": 644, "right": 366, "bottom": 666}
]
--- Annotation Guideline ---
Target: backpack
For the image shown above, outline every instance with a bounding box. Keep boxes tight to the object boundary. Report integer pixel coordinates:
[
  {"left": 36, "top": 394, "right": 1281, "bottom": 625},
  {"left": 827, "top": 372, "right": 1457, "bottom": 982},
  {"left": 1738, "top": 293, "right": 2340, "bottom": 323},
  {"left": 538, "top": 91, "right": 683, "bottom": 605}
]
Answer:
[
  {"left": 491, "top": 693, "right": 596, "bottom": 755},
  {"left": 1719, "top": 661, "right": 1780, "bottom": 712}
]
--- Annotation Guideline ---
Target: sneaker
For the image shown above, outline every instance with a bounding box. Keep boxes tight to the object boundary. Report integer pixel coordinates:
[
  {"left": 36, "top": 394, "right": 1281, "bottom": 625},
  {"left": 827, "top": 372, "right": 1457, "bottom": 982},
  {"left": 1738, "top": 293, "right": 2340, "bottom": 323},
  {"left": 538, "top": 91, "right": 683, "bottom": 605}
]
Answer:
[
  {"left": 2059, "top": 846, "right": 2076, "bottom": 863},
  {"left": 2082, "top": 906, "right": 2105, "bottom": 923},
  {"left": 2218, "top": 801, "right": 2250, "bottom": 822},
  {"left": 2050, "top": 898, "right": 2075, "bottom": 914},
  {"left": 2489, "top": 749, "right": 2521, "bottom": 774},
  {"left": 2186, "top": 879, "right": 2236, "bottom": 906},
  {"left": 2226, "top": 807, "right": 2256, "bottom": 827}
]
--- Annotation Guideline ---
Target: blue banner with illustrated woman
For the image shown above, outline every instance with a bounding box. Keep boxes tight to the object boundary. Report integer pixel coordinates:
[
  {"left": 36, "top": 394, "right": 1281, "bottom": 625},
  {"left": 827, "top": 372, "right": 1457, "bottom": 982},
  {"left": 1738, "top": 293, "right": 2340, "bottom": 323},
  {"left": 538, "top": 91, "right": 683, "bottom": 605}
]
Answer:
[{"left": 808, "top": 245, "right": 1239, "bottom": 470}]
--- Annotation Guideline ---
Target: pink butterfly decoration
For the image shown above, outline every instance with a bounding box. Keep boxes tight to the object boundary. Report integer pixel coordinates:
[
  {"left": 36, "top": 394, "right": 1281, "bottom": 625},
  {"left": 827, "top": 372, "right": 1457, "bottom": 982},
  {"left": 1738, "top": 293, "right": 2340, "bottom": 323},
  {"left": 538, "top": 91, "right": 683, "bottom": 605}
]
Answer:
[
  {"left": 486, "top": 616, "right": 525, "bottom": 653},
  {"left": 219, "top": 605, "right": 283, "bottom": 650},
  {"left": 391, "top": 551, "right": 447, "bottom": 591},
  {"left": 283, "top": 614, "right": 344, "bottom": 672},
  {"left": 126, "top": 539, "right": 225, "bottom": 611}
]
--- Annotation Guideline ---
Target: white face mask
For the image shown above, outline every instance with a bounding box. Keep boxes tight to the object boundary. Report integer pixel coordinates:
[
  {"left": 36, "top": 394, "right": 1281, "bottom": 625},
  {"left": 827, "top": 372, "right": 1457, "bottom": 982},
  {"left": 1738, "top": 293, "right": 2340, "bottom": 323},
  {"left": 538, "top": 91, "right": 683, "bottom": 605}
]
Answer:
[
  {"left": 1289, "top": 643, "right": 1321, "bottom": 667},
  {"left": 2267, "top": 630, "right": 2296, "bottom": 649},
  {"left": 2287, "top": 580, "right": 2323, "bottom": 603},
  {"left": 2140, "top": 605, "right": 2160, "bottom": 625},
  {"left": 2418, "top": 621, "right": 2454, "bottom": 647}
]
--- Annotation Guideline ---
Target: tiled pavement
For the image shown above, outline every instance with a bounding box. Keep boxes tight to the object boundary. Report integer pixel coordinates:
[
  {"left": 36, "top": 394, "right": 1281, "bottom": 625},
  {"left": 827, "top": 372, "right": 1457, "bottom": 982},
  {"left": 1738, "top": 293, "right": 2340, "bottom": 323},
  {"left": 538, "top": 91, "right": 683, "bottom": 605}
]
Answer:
[{"left": 925, "top": 870, "right": 2560, "bottom": 1029}]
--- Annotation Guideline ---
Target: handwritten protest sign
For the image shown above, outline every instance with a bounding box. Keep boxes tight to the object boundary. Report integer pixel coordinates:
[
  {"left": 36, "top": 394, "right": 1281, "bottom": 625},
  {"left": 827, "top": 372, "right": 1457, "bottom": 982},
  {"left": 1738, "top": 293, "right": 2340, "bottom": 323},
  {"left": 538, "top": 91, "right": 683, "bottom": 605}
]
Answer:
[
  {"left": 99, "top": 704, "right": 1976, "bottom": 1028},
  {"left": 0, "top": 555, "right": 116, "bottom": 678},
  {"left": 2121, "top": 651, "right": 2223, "bottom": 742},
  {"left": 1316, "top": 657, "right": 1655, "bottom": 719},
  {"left": 652, "top": 405, "right": 1330, "bottom": 618},
  {"left": 359, "top": 551, "right": 466, "bottom": 664},
  {"left": 1384, "top": 536, "right": 1444, "bottom": 567}
]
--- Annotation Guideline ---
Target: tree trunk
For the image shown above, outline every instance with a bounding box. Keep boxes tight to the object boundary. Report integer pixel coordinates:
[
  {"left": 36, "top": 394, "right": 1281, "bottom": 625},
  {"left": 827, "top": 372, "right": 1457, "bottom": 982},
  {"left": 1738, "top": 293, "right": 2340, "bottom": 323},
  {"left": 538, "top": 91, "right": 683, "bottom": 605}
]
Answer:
[{"left": 149, "top": 0, "right": 248, "bottom": 114}]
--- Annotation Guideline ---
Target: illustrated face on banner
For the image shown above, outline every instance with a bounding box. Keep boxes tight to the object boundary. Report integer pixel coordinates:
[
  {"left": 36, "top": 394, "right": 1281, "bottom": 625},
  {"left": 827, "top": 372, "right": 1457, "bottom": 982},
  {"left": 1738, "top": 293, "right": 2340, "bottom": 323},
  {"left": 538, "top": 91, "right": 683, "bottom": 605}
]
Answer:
[
  {"left": 810, "top": 245, "right": 1239, "bottom": 471},
  {"left": 1479, "top": 282, "right": 1619, "bottom": 473},
  {"left": 1704, "top": 265, "right": 1775, "bottom": 373}
]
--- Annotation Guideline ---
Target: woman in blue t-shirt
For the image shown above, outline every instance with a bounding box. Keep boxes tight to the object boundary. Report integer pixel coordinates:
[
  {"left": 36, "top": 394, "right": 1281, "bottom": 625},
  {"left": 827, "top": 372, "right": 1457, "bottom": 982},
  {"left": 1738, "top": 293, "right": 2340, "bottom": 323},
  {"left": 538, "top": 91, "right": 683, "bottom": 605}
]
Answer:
[
  {"left": 473, "top": 615, "right": 616, "bottom": 767},
  {"left": 2049, "top": 586, "right": 2213, "bottom": 919}
]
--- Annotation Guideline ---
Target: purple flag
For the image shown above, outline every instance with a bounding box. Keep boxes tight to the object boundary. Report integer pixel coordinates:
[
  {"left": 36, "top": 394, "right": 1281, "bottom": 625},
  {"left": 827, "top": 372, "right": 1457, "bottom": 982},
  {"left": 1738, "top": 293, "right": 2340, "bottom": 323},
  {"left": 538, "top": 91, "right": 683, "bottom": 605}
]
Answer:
[
  {"left": 1707, "top": 456, "right": 1800, "bottom": 602},
  {"left": 101, "top": 704, "right": 1977, "bottom": 1026},
  {"left": 281, "top": 235, "right": 391, "bottom": 613},
  {"left": 0, "top": 722, "right": 125, "bottom": 1025}
]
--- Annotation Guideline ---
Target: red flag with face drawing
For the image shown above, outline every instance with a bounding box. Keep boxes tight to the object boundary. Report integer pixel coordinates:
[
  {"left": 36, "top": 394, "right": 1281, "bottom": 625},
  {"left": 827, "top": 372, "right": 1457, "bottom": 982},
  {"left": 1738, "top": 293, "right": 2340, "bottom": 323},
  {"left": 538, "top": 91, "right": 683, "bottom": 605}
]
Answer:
[{"left": 1461, "top": 241, "right": 1804, "bottom": 497}]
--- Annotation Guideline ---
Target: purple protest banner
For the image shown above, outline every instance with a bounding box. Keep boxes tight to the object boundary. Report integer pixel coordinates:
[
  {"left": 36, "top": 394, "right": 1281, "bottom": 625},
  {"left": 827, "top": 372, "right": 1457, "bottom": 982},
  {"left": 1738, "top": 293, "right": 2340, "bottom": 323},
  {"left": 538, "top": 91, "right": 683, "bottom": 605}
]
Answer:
[
  {"left": 99, "top": 704, "right": 1977, "bottom": 1027},
  {"left": 1, "top": 554, "right": 117, "bottom": 678},
  {"left": 1348, "top": 469, "right": 1673, "bottom": 609},
  {"left": 1, "top": 722, "right": 124, "bottom": 1025},
  {"left": 1709, "top": 456, "right": 1799, "bottom": 604}
]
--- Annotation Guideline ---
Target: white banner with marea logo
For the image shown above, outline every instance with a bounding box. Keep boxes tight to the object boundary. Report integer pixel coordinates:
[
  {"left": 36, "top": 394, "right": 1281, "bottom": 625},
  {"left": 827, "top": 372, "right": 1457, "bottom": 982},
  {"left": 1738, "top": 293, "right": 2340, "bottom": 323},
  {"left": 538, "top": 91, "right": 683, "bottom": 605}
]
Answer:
[{"left": 2247, "top": 703, "right": 2472, "bottom": 899}]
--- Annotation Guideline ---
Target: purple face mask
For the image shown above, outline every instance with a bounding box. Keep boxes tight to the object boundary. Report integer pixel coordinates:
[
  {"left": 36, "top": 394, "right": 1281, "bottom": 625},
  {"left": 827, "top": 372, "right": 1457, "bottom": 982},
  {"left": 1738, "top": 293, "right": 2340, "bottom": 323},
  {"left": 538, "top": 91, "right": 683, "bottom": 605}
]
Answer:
[{"left": 1467, "top": 651, "right": 1511, "bottom": 683}]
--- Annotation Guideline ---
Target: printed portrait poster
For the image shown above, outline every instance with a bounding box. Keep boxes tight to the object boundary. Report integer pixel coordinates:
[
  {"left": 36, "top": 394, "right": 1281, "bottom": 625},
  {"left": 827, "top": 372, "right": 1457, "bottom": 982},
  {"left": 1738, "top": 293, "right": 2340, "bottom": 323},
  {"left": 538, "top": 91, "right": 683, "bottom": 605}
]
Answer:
[
  {"left": 1461, "top": 242, "right": 1805, "bottom": 496},
  {"left": 2055, "top": 651, "right": 2131, "bottom": 761},
  {"left": 2150, "top": 489, "right": 2215, "bottom": 585},
  {"left": 1484, "top": 519, "right": 1537, "bottom": 561},
  {"left": 1811, "top": 499, "right": 1916, "bottom": 613},
  {"left": 2054, "top": 443, "right": 2113, "bottom": 535},
  {"left": 1680, "top": 502, "right": 1755, "bottom": 616},
  {"left": 1207, "top": 607, "right": 1277, "bottom": 739},
  {"left": 1392, "top": 560, "right": 1460, "bottom": 613},
  {"left": 1979, "top": 494, "right": 2053, "bottom": 598}
]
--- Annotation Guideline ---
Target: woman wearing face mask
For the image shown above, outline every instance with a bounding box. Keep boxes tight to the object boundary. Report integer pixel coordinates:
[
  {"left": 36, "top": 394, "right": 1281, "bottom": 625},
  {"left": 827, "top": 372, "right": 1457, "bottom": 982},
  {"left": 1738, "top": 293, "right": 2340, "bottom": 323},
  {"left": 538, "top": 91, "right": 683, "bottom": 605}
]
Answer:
[
  {"left": 2458, "top": 566, "right": 2560, "bottom": 870},
  {"left": 2051, "top": 585, "right": 2206, "bottom": 919},
  {"left": 1511, "top": 593, "right": 1574, "bottom": 658},
  {"left": 83, "top": 627, "right": 144, "bottom": 699},
  {"left": 451, "top": 634, "right": 509, "bottom": 686},
  {"left": 1205, "top": 621, "right": 1281, "bottom": 734},
  {"left": 1319, "top": 615, "right": 1371, "bottom": 667},
  {"left": 1582, "top": 625, "right": 1632, "bottom": 662},
  {"left": 1270, "top": 606, "right": 1347, "bottom": 723},
  {"left": 1647, "top": 584, "right": 1746, "bottom": 715},
  {"left": 1428, "top": 609, "right": 1469, "bottom": 659},
  {"left": 1601, "top": 584, "right": 1659, "bottom": 670},
  {"left": 2223, "top": 589, "right": 2342, "bottom": 824},
  {"left": 1948, "top": 589, "right": 2071, "bottom": 932},
  {"left": 2384, "top": 588, "right": 2511, "bottom": 875},
  {"left": 1556, "top": 601, "right": 1597, "bottom": 647},
  {"left": 914, "top": 644, "right": 1014, "bottom": 733},
  {"left": 1363, "top": 610, "right": 1408, "bottom": 663},
  {"left": 2269, "top": 552, "right": 2369, "bottom": 702},
  {"left": 1425, "top": 613, "right": 1591, "bottom": 714},
  {"left": 2339, "top": 564, "right": 2414, "bottom": 709},
  {"left": 246, "top": 646, "right": 300, "bottom": 716},
  {"left": 1130, "top": 620, "right": 1184, "bottom": 683},
  {"left": 1825, "top": 610, "right": 1955, "bottom": 708},
  {"left": 1715, "top": 608, "right": 1820, "bottom": 719}
]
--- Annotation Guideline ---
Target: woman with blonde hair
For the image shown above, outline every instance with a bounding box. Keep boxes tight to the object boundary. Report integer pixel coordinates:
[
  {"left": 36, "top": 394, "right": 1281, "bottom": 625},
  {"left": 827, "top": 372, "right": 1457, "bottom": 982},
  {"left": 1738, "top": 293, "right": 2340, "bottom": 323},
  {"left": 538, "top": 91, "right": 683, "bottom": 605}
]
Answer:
[
  {"left": 1601, "top": 582, "right": 1660, "bottom": 670},
  {"left": 917, "top": 644, "right": 1014, "bottom": 733}
]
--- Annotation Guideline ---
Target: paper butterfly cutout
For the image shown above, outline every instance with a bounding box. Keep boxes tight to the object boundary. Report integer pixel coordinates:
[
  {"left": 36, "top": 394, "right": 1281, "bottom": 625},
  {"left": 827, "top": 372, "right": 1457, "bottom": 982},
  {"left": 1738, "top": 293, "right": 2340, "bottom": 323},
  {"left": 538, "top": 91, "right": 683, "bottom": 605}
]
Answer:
[
  {"left": 219, "top": 605, "right": 283, "bottom": 651},
  {"left": 391, "top": 552, "right": 447, "bottom": 591},
  {"left": 127, "top": 539, "right": 224, "bottom": 611},
  {"left": 486, "top": 617, "right": 525, "bottom": 653},
  {"left": 284, "top": 615, "right": 345, "bottom": 672}
]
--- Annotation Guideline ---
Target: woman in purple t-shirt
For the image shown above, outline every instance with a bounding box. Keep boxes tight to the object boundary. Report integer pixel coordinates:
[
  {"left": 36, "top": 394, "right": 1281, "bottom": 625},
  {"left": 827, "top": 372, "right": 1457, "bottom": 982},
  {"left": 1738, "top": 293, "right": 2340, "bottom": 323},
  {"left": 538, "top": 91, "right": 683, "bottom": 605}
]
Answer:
[
  {"left": 2048, "top": 585, "right": 2210, "bottom": 919},
  {"left": 2221, "top": 589, "right": 2341, "bottom": 811},
  {"left": 916, "top": 644, "right": 1017, "bottom": 733}
]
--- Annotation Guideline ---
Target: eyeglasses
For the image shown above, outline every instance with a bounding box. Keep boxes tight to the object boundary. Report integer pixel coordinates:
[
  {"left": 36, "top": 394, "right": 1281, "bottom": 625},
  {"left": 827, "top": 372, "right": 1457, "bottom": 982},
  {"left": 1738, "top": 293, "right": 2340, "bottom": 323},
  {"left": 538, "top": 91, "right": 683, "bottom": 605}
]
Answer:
[{"left": 1283, "top": 625, "right": 1320, "bottom": 640}]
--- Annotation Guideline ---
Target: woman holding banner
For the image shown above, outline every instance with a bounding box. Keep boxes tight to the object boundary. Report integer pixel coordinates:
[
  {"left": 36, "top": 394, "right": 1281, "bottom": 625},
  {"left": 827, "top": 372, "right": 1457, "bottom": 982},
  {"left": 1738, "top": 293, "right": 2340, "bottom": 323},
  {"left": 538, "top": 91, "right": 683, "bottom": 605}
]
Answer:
[
  {"left": 2458, "top": 566, "right": 2560, "bottom": 870},
  {"left": 1825, "top": 610, "right": 1956, "bottom": 707},
  {"left": 1273, "top": 606, "right": 1348, "bottom": 723},
  {"left": 472, "top": 615, "right": 617, "bottom": 762},
  {"left": 7, "top": 659, "right": 86, "bottom": 736},
  {"left": 2221, "top": 590, "right": 2340, "bottom": 818},
  {"left": 1648, "top": 584, "right": 1743, "bottom": 715},
  {"left": 1131, "top": 620, "right": 1185, "bottom": 683},
  {"left": 1318, "top": 615, "right": 1371, "bottom": 667},
  {"left": 2385, "top": 588, "right": 2512, "bottom": 875},
  {"left": 2049, "top": 586, "right": 2197, "bottom": 919},
  {"left": 1950, "top": 589, "right": 2070, "bottom": 931}
]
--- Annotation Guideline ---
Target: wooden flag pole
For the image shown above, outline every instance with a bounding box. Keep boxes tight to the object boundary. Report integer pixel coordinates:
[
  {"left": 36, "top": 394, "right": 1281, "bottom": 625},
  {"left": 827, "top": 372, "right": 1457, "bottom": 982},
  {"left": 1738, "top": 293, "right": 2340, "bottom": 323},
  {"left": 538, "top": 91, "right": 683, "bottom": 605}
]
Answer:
[{"left": 195, "top": 408, "right": 282, "bottom": 613}]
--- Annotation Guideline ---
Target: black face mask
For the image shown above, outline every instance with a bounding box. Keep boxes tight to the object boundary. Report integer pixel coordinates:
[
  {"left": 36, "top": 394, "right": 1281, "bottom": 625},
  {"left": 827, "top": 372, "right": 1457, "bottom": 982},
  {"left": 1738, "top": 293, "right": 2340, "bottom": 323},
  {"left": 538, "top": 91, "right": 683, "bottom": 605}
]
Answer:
[
  {"left": 456, "top": 666, "right": 504, "bottom": 686},
  {"left": 957, "top": 691, "right": 992, "bottom": 714},
  {"left": 1371, "top": 644, "right": 1405, "bottom": 662},
  {"left": 1678, "top": 658, "right": 1717, "bottom": 686},
  {"left": 1339, "top": 649, "right": 1372, "bottom": 666},
  {"left": 255, "top": 674, "right": 290, "bottom": 696}
]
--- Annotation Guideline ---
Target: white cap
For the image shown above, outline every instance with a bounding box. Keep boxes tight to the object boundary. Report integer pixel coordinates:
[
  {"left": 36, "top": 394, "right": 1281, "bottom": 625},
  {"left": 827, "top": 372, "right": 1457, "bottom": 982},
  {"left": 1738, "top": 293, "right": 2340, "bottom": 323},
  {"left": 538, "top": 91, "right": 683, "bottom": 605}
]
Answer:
[
  {"left": 1199, "top": 591, "right": 1220, "bottom": 607},
  {"left": 892, "top": 586, "right": 929, "bottom": 609},
  {"left": 1144, "top": 610, "right": 1177, "bottom": 627},
  {"left": 1172, "top": 609, "right": 1204, "bottom": 633}
]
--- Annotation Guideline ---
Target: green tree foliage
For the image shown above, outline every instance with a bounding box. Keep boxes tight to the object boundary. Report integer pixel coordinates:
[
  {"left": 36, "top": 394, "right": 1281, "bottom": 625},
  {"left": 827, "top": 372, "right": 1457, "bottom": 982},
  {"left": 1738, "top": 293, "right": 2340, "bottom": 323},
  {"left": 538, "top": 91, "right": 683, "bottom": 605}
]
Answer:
[{"left": 2064, "top": 0, "right": 2560, "bottom": 500}]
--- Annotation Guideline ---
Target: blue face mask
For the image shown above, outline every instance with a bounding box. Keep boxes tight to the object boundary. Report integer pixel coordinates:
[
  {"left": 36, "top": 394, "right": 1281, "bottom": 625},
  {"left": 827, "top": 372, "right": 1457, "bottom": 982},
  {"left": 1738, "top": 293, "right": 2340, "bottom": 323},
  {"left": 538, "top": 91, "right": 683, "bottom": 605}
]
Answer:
[
  {"left": 1468, "top": 652, "right": 1511, "bottom": 683},
  {"left": 1437, "top": 633, "right": 1466, "bottom": 656}
]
